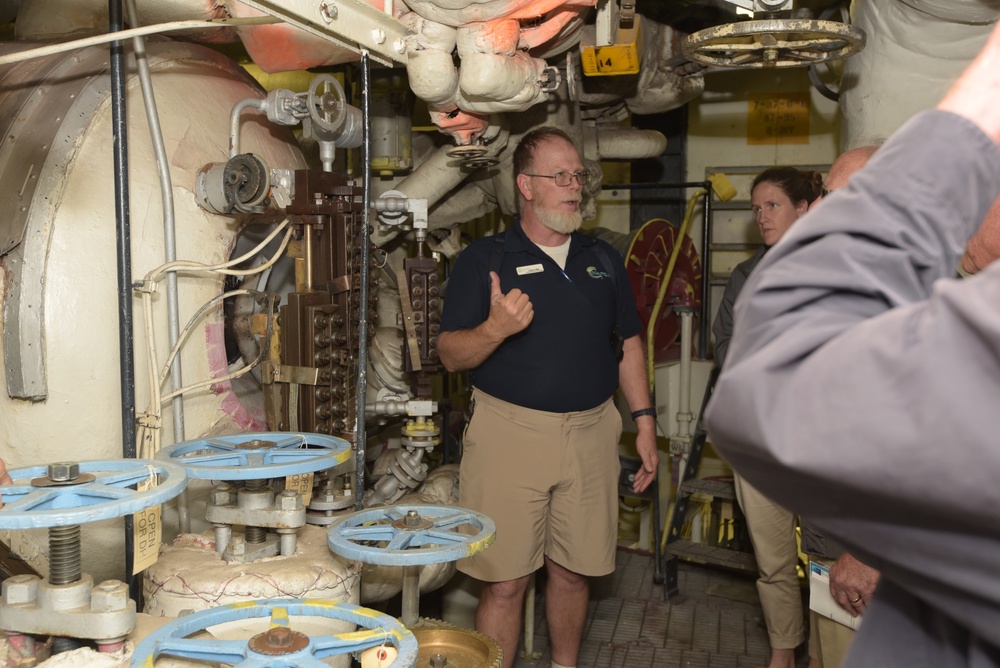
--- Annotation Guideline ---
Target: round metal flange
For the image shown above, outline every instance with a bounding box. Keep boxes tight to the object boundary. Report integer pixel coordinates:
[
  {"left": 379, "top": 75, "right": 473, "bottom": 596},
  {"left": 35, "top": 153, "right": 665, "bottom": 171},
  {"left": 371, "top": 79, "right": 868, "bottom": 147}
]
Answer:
[
  {"left": 682, "top": 19, "right": 865, "bottom": 69},
  {"left": 305, "top": 510, "right": 342, "bottom": 526},
  {"left": 0, "top": 459, "right": 186, "bottom": 530},
  {"left": 131, "top": 598, "right": 418, "bottom": 667},
  {"left": 445, "top": 145, "right": 486, "bottom": 160},
  {"left": 156, "top": 432, "right": 351, "bottom": 480},
  {"left": 223, "top": 153, "right": 270, "bottom": 209},
  {"left": 412, "top": 622, "right": 502, "bottom": 668},
  {"left": 327, "top": 504, "right": 495, "bottom": 566},
  {"left": 461, "top": 156, "right": 500, "bottom": 170}
]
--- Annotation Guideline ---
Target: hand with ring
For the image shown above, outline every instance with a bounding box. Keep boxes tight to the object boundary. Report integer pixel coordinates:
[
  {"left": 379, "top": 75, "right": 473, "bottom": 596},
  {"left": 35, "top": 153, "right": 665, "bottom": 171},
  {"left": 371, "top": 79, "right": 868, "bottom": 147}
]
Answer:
[{"left": 828, "top": 552, "right": 880, "bottom": 617}]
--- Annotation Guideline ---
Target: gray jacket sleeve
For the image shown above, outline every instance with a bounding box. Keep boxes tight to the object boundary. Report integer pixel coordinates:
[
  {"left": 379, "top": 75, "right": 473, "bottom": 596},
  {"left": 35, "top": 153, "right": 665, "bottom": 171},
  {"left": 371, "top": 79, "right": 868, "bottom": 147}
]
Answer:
[
  {"left": 712, "top": 247, "right": 767, "bottom": 369},
  {"left": 704, "top": 110, "right": 1000, "bottom": 640}
]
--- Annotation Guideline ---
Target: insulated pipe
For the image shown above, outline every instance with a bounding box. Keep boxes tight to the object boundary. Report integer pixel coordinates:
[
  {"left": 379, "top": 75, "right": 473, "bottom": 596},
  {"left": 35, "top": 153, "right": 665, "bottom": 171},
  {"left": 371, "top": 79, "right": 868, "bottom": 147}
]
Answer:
[
  {"left": 595, "top": 128, "right": 668, "bottom": 160},
  {"left": 391, "top": 145, "right": 467, "bottom": 212},
  {"left": 109, "top": 0, "right": 139, "bottom": 604},
  {"left": 124, "top": 0, "right": 189, "bottom": 533},
  {"left": 355, "top": 51, "right": 373, "bottom": 511}
]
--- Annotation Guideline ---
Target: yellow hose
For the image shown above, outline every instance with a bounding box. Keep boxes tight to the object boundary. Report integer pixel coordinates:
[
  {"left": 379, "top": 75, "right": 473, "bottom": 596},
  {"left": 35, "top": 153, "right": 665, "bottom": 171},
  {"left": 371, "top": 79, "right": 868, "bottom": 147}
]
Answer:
[{"left": 644, "top": 188, "right": 707, "bottom": 393}]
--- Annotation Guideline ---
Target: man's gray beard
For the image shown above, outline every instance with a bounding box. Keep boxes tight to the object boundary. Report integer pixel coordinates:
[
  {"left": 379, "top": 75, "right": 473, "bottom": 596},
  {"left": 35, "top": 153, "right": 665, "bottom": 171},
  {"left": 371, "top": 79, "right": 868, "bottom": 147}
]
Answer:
[{"left": 532, "top": 201, "right": 582, "bottom": 235}]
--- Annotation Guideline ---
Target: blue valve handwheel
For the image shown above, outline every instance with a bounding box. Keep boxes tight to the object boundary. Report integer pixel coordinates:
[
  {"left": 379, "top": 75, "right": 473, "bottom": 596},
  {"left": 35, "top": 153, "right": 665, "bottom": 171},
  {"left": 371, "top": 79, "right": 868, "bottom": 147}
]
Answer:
[
  {"left": 327, "top": 504, "right": 495, "bottom": 566},
  {"left": 155, "top": 432, "right": 351, "bottom": 480},
  {"left": 130, "top": 598, "right": 418, "bottom": 668},
  {"left": 0, "top": 459, "right": 186, "bottom": 530}
]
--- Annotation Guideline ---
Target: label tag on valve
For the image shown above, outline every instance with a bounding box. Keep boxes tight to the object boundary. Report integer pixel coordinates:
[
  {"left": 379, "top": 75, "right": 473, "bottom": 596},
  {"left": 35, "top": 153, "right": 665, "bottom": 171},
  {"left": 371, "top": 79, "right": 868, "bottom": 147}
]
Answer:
[
  {"left": 285, "top": 473, "right": 314, "bottom": 506},
  {"left": 133, "top": 478, "right": 162, "bottom": 575},
  {"left": 360, "top": 645, "right": 398, "bottom": 668},
  {"left": 580, "top": 15, "right": 642, "bottom": 76}
]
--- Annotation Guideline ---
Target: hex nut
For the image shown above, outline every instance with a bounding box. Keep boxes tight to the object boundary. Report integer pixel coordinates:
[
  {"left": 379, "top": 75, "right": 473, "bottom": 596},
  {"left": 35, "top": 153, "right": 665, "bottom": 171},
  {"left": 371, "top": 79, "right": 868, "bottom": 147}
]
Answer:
[
  {"left": 212, "top": 484, "right": 233, "bottom": 506},
  {"left": 48, "top": 462, "right": 79, "bottom": 482},
  {"left": 278, "top": 491, "right": 302, "bottom": 511},
  {"left": 2, "top": 575, "right": 39, "bottom": 605},
  {"left": 91, "top": 580, "right": 129, "bottom": 612},
  {"left": 229, "top": 537, "right": 246, "bottom": 556}
]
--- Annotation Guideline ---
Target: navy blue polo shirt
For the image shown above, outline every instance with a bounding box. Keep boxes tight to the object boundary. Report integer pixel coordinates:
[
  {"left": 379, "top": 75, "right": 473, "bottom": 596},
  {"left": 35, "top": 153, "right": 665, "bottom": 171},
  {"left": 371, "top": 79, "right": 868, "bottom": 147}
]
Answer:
[{"left": 440, "top": 219, "right": 642, "bottom": 413}]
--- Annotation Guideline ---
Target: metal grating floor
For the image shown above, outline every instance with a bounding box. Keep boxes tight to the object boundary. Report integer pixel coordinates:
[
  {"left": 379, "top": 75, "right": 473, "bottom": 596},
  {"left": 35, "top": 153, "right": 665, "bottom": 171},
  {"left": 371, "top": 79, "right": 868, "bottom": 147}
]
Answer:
[{"left": 512, "top": 549, "right": 808, "bottom": 668}]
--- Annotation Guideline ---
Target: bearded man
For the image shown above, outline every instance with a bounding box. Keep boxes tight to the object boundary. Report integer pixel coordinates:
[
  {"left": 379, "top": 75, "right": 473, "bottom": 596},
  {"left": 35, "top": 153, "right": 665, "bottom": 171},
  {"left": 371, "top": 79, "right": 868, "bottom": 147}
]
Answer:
[{"left": 439, "top": 126, "right": 659, "bottom": 668}]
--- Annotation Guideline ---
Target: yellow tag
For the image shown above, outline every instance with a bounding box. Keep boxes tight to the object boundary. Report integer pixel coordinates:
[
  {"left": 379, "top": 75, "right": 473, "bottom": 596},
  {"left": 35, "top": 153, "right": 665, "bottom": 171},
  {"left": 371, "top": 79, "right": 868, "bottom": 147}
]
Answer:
[
  {"left": 132, "top": 479, "right": 161, "bottom": 575},
  {"left": 284, "top": 472, "right": 314, "bottom": 506},
  {"left": 360, "top": 645, "right": 398, "bottom": 668},
  {"left": 581, "top": 43, "right": 640, "bottom": 76},
  {"left": 580, "top": 16, "right": 642, "bottom": 77}
]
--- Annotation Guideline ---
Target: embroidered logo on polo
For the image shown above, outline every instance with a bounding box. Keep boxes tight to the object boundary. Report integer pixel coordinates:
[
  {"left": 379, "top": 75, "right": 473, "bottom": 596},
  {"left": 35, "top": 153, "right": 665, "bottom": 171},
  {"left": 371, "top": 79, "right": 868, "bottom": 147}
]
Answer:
[{"left": 587, "top": 266, "right": 610, "bottom": 280}]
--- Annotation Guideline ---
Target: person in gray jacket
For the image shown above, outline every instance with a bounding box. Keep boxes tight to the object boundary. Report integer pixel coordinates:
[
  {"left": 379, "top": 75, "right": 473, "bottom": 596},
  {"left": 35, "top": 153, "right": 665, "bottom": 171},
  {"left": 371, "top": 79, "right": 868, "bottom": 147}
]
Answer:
[
  {"left": 713, "top": 166, "right": 822, "bottom": 668},
  {"left": 705, "top": 21, "right": 1000, "bottom": 667}
]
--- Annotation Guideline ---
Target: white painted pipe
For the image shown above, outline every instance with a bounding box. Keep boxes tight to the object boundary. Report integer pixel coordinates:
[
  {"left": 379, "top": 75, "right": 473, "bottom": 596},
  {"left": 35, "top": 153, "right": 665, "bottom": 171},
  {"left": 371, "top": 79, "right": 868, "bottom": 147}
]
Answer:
[
  {"left": 676, "top": 310, "right": 694, "bottom": 440},
  {"left": 596, "top": 128, "right": 668, "bottom": 160}
]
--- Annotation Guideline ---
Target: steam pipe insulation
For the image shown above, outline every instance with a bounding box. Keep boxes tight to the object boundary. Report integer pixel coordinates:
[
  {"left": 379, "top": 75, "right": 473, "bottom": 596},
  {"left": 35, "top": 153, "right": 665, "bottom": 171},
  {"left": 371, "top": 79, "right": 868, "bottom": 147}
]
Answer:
[
  {"left": 391, "top": 144, "right": 469, "bottom": 213},
  {"left": 595, "top": 128, "right": 667, "bottom": 160},
  {"left": 355, "top": 51, "right": 373, "bottom": 511},
  {"left": 109, "top": 0, "right": 139, "bottom": 604}
]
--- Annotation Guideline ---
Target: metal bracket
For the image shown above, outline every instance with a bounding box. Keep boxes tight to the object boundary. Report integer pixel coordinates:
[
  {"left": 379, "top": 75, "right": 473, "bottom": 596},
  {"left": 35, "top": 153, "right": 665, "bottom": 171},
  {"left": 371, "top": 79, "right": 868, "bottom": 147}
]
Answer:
[{"left": 235, "top": 0, "right": 413, "bottom": 66}]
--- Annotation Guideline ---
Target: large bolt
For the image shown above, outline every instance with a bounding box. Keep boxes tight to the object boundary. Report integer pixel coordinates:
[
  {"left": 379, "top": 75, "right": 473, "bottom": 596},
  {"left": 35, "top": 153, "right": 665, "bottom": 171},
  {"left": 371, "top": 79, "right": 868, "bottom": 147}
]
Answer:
[
  {"left": 404, "top": 510, "right": 421, "bottom": 527},
  {"left": 48, "top": 462, "right": 79, "bottom": 482},
  {"left": 319, "top": 1, "right": 337, "bottom": 23},
  {"left": 229, "top": 536, "right": 246, "bottom": 556},
  {"left": 265, "top": 627, "right": 293, "bottom": 648},
  {"left": 212, "top": 483, "right": 234, "bottom": 506},
  {"left": 430, "top": 654, "right": 448, "bottom": 668},
  {"left": 278, "top": 490, "right": 301, "bottom": 511}
]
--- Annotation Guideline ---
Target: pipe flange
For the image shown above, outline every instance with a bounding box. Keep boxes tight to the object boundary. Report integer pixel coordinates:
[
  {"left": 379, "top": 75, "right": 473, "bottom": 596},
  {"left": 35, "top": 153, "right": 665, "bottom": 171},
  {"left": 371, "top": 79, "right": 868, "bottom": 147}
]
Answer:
[{"left": 411, "top": 619, "right": 503, "bottom": 668}]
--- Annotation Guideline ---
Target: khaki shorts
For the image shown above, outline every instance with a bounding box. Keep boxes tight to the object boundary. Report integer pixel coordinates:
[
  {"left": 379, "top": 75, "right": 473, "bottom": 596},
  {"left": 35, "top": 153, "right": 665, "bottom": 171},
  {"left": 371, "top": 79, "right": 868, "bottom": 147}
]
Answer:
[{"left": 457, "top": 389, "right": 622, "bottom": 582}]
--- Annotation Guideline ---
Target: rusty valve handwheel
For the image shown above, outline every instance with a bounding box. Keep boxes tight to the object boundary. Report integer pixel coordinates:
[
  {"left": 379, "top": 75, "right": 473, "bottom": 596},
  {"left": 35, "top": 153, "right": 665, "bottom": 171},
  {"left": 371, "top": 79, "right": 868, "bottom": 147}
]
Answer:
[{"left": 682, "top": 19, "right": 866, "bottom": 69}]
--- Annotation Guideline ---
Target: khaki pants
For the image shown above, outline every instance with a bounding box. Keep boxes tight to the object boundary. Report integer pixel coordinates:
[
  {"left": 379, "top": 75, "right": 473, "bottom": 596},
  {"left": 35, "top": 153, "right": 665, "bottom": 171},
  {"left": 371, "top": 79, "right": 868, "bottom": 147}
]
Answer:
[
  {"left": 457, "top": 389, "right": 622, "bottom": 582},
  {"left": 733, "top": 473, "right": 804, "bottom": 649},
  {"left": 809, "top": 609, "right": 856, "bottom": 667}
]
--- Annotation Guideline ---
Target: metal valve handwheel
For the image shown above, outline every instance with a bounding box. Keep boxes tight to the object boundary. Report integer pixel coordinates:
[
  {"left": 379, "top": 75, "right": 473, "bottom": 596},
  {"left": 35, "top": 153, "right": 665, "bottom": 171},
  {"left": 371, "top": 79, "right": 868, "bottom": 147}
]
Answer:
[
  {"left": 682, "top": 19, "right": 866, "bottom": 69},
  {"left": 307, "top": 73, "right": 348, "bottom": 134},
  {"left": 130, "top": 598, "right": 418, "bottom": 668},
  {"left": 0, "top": 459, "right": 186, "bottom": 530},
  {"left": 327, "top": 504, "right": 495, "bottom": 565},
  {"left": 155, "top": 432, "right": 351, "bottom": 480}
]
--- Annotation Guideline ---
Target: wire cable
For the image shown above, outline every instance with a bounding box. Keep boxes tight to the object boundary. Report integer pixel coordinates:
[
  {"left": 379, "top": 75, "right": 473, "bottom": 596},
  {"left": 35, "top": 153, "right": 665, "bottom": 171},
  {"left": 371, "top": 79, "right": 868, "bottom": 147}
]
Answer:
[{"left": 0, "top": 17, "right": 280, "bottom": 67}]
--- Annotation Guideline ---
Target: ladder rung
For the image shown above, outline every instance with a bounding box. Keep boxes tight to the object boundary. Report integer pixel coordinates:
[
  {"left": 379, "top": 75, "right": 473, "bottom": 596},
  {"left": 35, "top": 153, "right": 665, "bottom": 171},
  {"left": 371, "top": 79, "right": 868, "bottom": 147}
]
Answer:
[{"left": 679, "top": 478, "right": 737, "bottom": 500}]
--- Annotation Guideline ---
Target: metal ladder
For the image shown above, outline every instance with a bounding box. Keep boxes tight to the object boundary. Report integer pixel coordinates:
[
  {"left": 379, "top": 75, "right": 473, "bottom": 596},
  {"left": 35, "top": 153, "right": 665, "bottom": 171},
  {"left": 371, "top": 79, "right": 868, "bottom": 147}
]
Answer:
[{"left": 662, "top": 366, "right": 757, "bottom": 599}]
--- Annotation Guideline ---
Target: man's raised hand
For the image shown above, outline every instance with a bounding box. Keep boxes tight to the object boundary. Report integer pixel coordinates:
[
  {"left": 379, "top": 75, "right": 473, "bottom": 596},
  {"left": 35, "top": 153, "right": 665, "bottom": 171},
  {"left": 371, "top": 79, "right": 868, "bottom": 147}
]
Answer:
[{"left": 488, "top": 271, "right": 534, "bottom": 338}]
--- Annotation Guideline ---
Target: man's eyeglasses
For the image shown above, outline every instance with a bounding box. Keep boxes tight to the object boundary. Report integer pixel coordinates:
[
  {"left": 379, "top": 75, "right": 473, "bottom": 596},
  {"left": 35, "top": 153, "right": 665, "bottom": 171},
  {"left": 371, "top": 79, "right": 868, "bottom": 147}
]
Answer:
[{"left": 523, "top": 171, "right": 591, "bottom": 187}]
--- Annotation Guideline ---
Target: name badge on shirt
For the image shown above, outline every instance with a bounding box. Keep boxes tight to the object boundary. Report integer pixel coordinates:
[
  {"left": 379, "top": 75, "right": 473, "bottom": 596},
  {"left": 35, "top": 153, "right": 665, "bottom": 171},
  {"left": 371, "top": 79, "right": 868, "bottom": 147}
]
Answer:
[{"left": 516, "top": 263, "right": 544, "bottom": 275}]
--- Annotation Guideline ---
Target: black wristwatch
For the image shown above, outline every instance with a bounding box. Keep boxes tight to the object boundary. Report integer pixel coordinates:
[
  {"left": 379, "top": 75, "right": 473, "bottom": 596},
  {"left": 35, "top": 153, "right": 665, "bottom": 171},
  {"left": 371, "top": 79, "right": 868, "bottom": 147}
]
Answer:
[{"left": 630, "top": 407, "right": 657, "bottom": 421}]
